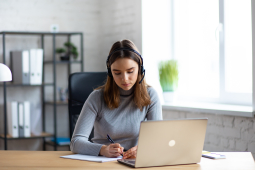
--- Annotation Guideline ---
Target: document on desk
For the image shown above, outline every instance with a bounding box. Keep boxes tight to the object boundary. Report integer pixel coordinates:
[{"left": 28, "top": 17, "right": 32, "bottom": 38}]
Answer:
[{"left": 60, "top": 154, "right": 122, "bottom": 163}]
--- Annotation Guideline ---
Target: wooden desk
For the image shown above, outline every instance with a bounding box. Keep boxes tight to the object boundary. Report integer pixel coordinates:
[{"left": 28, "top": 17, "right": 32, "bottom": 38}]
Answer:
[{"left": 0, "top": 151, "right": 254, "bottom": 170}]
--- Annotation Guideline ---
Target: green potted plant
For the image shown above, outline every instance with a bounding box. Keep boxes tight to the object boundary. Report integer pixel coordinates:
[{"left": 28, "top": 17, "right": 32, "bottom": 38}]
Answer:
[
  {"left": 56, "top": 42, "right": 79, "bottom": 61},
  {"left": 158, "top": 60, "right": 179, "bottom": 103}
]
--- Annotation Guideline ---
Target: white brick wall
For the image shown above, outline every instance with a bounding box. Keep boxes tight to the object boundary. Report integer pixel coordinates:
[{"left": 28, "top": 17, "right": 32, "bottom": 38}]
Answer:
[
  {"left": 0, "top": 0, "right": 100, "bottom": 150},
  {"left": 163, "top": 109, "right": 255, "bottom": 159},
  {"left": 0, "top": 0, "right": 101, "bottom": 72},
  {"left": 0, "top": 0, "right": 142, "bottom": 150},
  {"left": 99, "top": 0, "right": 142, "bottom": 66}
]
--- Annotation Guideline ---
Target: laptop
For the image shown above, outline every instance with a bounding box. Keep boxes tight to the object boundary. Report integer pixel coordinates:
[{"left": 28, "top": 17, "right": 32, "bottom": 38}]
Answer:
[{"left": 117, "top": 118, "right": 208, "bottom": 168}]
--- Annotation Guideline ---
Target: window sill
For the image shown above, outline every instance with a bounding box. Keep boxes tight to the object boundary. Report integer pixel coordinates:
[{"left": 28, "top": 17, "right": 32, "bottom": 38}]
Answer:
[{"left": 162, "top": 102, "right": 254, "bottom": 117}]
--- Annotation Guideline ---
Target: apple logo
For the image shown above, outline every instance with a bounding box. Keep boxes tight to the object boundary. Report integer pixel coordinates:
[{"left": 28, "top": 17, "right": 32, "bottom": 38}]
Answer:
[{"left": 169, "top": 140, "right": 176, "bottom": 147}]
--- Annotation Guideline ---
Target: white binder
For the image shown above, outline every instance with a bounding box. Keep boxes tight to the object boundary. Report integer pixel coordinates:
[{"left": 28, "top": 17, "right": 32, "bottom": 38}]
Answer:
[
  {"left": 30, "top": 49, "right": 43, "bottom": 85},
  {"left": 18, "top": 102, "right": 24, "bottom": 137},
  {"left": 24, "top": 101, "right": 31, "bottom": 137},
  {"left": 29, "top": 49, "right": 37, "bottom": 85},
  {"left": 36, "top": 49, "right": 43, "bottom": 84},
  {"left": 7, "top": 102, "right": 18, "bottom": 138},
  {"left": 11, "top": 51, "right": 30, "bottom": 84}
]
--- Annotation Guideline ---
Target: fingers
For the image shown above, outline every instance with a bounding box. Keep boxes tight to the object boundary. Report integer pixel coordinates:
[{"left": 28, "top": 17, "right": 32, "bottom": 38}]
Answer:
[
  {"left": 109, "top": 147, "right": 122, "bottom": 154},
  {"left": 123, "top": 146, "right": 137, "bottom": 159},
  {"left": 123, "top": 150, "right": 137, "bottom": 159},
  {"left": 124, "top": 146, "right": 137, "bottom": 154},
  {"left": 107, "top": 143, "right": 123, "bottom": 157},
  {"left": 110, "top": 143, "right": 121, "bottom": 148},
  {"left": 109, "top": 144, "right": 123, "bottom": 152},
  {"left": 123, "top": 151, "right": 135, "bottom": 158},
  {"left": 109, "top": 152, "right": 122, "bottom": 157}
]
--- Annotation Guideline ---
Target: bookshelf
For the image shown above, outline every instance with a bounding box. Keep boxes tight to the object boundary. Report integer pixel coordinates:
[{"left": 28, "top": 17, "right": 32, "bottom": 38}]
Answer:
[{"left": 0, "top": 31, "right": 84, "bottom": 150}]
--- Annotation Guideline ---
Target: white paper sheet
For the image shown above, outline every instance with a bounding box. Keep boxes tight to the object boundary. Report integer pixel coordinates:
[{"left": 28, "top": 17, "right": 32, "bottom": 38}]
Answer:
[{"left": 60, "top": 154, "right": 122, "bottom": 163}]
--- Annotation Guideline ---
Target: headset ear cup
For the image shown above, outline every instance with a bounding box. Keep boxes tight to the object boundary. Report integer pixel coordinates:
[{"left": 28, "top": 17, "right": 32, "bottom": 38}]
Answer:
[
  {"left": 140, "top": 65, "right": 144, "bottom": 75},
  {"left": 107, "top": 68, "right": 113, "bottom": 77}
]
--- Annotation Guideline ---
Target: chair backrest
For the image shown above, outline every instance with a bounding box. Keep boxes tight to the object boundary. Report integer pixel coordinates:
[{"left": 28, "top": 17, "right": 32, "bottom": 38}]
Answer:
[{"left": 68, "top": 72, "right": 107, "bottom": 141}]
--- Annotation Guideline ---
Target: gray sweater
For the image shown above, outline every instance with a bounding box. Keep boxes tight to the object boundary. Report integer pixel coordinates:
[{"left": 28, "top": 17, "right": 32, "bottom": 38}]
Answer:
[{"left": 70, "top": 86, "right": 162, "bottom": 156}]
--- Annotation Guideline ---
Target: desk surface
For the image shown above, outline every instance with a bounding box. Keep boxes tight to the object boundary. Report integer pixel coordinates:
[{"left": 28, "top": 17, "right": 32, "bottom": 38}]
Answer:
[{"left": 0, "top": 151, "right": 254, "bottom": 170}]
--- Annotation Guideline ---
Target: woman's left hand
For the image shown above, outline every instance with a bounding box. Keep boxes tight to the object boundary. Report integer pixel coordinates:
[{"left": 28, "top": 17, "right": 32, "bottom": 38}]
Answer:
[{"left": 123, "top": 146, "right": 137, "bottom": 159}]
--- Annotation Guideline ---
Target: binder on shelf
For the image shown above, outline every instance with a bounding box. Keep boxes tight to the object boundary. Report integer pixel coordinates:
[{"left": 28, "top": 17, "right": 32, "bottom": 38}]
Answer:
[
  {"left": 29, "top": 49, "right": 43, "bottom": 85},
  {"left": 7, "top": 101, "right": 18, "bottom": 138},
  {"left": 18, "top": 102, "right": 24, "bottom": 137},
  {"left": 29, "top": 49, "right": 36, "bottom": 85},
  {"left": 10, "top": 51, "right": 30, "bottom": 84},
  {"left": 24, "top": 101, "right": 31, "bottom": 137},
  {"left": 36, "top": 49, "right": 43, "bottom": 84}
]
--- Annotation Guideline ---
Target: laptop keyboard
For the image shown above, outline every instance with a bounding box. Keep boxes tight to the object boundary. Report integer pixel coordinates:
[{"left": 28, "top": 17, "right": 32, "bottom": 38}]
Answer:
[
  {"left": 126, "top": 160, "right": 135, "bottom": 164},
  {"left": 118, "top": 159, "right": 136, "bottom": 167}
]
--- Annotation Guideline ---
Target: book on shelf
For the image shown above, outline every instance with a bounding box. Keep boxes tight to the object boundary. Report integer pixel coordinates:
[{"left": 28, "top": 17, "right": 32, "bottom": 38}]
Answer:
[{"left": 51, "top": 137, "right": 70, "bottom": 145}]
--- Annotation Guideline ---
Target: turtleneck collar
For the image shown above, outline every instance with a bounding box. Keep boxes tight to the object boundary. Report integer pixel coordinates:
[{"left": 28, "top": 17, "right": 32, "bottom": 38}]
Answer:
[{"left": 119, "top": 86, "right": 134, "bottom": 97}]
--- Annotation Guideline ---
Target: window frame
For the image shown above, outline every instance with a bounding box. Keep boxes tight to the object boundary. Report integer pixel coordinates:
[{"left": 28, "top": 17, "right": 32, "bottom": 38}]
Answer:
[
  {"left": 219, "top": 0, "right": 252, "bottom": 106},
  {"left": 170, "top": 0, "right": 252, "bottom": 106},
  {"left": 141, "top": 0, "right": 255, "bottom": 117}
]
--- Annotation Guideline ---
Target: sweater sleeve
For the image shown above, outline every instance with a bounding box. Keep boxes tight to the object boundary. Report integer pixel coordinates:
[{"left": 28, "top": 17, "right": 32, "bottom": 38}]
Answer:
[
  {"left": 70, "top": 90, "right": 103, "bottom": 156},
  {"left": 146, "top": 87, "right": 163, "bottom": 120}
]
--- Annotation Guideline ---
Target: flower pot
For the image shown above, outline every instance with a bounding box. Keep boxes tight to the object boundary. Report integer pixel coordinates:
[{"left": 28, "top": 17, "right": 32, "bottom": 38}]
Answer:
[
  {"left": 60, "top": 55, "right": 70, "bottom": 61},
  {"left": 163, "top": 91, "right": 176, "bottom": 103}
]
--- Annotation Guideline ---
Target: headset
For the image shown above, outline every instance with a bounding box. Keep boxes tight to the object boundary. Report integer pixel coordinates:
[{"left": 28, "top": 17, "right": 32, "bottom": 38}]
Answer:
[{"left": 106, "top": 48, "right": 145, "bottom": 84}]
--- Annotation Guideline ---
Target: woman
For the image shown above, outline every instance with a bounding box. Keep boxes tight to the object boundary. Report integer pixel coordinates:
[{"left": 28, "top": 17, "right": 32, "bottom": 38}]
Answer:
[{"left": 70, "top": 39, "right": 162, "bottom": 159}]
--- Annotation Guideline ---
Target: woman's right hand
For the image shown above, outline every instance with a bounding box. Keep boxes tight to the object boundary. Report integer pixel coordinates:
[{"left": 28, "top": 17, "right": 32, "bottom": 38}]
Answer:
[{"left": 100, "top": 143, "right": 124, "bottom": 158}]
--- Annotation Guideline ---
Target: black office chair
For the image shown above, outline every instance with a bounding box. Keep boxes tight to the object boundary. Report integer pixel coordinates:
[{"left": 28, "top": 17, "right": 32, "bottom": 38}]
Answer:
[{"left": 68, "top": 72, "right": 107, "bottom": 142}]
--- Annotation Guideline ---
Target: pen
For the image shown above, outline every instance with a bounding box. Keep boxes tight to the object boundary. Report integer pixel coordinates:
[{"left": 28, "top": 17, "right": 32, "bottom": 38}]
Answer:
[{"left": 107, "top": 134, "right": 123, "bottom": 156}]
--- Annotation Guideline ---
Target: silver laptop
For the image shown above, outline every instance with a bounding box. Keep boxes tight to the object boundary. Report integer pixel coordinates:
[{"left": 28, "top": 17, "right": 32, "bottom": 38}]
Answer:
[{"left": 118, "top": 118, "right": 208, "bottom": 168}]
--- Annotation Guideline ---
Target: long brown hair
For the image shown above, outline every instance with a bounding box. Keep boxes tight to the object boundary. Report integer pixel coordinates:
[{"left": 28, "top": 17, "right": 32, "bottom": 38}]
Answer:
[{"left": 97, "top": 39, "right": 151, "bottom": 111}]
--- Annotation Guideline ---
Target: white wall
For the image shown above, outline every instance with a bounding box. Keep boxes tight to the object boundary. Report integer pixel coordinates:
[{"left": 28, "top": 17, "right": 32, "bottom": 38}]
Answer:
[
  {"left": 0, "top": 0, "right": 102, "bottom": 71},
  {"left": 0, "top": 0, "right": 142, "bottom": 150},
  {"left": 99, "top": 0, "right": 142, "bottom": 69}
]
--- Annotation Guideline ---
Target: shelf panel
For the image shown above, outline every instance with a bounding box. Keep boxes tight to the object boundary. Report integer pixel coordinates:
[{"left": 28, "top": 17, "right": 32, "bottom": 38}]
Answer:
[
  {"left": 44, "top": 60, "right": 82, "bottom": 64},
  {"left": 1, "top": 30, "right": 83, "bottom": 151},
  {"left": 0, "top": 83, "right": 54, "bottom": 87},
  {"left": 0, "top": 132, "right": 53, "bottom": 140},
  {"left": 43, "top": 83, "right": 54, "bottom": 86},
  {"left": 45, "top": 141, "right": 70, "bottom": 147},
  {"left": 45, "top": 101, "right": 68, "bottom": 105},
  {"left": 0, "top": 31, "right": 82, "bottom": 35}
]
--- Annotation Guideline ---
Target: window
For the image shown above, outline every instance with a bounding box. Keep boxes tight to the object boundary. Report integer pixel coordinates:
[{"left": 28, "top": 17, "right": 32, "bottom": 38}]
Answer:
[{"left": 142, "top": 0, "right": 252, "bottom": 106}]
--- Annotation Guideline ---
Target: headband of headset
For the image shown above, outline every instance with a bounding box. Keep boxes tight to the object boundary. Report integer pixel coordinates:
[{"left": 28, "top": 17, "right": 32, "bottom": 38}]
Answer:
[{"left": 106, "top": 48, "right": 143, "bottom": 67}]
